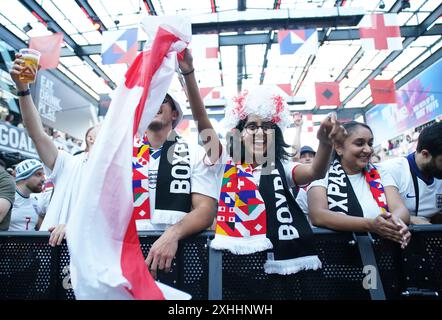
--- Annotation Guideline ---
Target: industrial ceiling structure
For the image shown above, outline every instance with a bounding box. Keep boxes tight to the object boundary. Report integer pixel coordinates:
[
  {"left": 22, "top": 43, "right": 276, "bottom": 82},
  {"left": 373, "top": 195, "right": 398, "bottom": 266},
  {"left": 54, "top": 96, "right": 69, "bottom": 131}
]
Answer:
[{"left": 0, "top": 0, "right": 441, "bottom": 121}]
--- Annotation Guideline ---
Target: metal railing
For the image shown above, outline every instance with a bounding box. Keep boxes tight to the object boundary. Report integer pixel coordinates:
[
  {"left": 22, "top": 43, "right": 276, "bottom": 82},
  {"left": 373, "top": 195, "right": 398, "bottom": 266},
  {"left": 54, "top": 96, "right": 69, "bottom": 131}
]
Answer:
[{"left": 1, "top": 225, "right": 441, "bottom": 300}]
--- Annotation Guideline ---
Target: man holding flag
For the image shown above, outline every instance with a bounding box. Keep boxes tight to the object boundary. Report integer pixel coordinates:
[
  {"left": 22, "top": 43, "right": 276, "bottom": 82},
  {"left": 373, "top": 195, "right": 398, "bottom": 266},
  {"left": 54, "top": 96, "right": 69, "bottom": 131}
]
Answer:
[{"left": 10, "top": 16, "right": 217, "bottom": 299}]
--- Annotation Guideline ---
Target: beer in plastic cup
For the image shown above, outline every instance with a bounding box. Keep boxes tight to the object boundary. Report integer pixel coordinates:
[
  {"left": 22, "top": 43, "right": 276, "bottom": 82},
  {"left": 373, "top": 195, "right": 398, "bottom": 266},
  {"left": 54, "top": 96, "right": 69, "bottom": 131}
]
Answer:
[{"left": 18, "top": 48, "right": 41, "bottom": 84}]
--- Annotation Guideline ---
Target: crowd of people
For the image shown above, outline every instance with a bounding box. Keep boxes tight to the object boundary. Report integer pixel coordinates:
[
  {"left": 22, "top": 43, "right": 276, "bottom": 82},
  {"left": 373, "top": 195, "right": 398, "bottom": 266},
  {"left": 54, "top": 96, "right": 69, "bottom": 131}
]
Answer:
[{"left": 0, "top": 48, "right": 441, "bottom": 284}]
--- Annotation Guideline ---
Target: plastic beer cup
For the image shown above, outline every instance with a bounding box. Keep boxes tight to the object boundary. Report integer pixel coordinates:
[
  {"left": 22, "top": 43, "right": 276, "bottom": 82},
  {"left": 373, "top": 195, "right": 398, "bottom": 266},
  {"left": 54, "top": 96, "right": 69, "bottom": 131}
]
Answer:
[{"left": 18, "top": 48, "right": 41, "bottom": 84}]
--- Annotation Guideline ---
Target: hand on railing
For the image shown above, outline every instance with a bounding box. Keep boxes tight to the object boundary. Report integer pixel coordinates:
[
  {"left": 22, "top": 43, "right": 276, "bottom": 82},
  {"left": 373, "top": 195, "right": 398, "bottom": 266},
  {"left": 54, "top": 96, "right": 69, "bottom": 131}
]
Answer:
[
  {"left": 48, "top": 224, "right": 66, "bottom": 247},
  {"left": 144, "top": 228, "right": 178, "bottom": 279},
  {"left": 370, "top": 213, "right": 409, "bottom": 247}
]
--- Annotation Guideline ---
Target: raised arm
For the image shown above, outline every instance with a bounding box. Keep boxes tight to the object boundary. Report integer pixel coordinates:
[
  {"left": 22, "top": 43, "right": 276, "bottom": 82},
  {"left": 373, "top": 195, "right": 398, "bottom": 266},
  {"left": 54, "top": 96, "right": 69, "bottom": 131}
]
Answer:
[
  {"left": 178, "top": 49, "right": 222, "bottom": 163},
  {"left": 293, "top": 113, "right": 345, "bottom": 186},
  {"left": 10, "top": 53, "right": 58, "bottom": 170}
]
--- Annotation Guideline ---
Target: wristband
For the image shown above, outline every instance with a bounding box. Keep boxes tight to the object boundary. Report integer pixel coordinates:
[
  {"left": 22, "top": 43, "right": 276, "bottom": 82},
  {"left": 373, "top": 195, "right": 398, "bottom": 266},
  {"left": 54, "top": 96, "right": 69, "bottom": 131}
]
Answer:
[
  {"left": 17, "top": 89, "right": 30, "bottom": 96},
  {"left": 181, "top": 68, "right": 194, "bottom": 76}
]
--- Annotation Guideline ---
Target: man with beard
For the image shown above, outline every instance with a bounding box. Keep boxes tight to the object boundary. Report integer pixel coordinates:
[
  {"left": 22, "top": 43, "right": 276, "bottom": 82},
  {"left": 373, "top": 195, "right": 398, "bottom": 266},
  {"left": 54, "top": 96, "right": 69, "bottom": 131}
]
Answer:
[
  {"left": 378, "top": 122, "right": 442, "bottom": 224},
  {"left": 9, "top": 159, "right": 46, "bottom": 231},
  {"left": 137, "top": 93, "right": 218, "bottom": 279}
]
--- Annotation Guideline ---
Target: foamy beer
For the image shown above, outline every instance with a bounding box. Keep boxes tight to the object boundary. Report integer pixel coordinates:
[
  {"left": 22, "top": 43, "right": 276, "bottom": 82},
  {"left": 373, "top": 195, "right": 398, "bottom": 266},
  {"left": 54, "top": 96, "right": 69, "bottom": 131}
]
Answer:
[{"left": 18, "top": 48, "right": 41, "bottom": 83}]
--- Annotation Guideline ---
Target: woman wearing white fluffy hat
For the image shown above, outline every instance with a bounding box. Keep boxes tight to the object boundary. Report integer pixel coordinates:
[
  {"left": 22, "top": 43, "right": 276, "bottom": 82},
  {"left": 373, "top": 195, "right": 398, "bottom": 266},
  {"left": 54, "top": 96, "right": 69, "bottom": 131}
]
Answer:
[{"left": 178, "top": 48, "right": 347, "bottom": 281}]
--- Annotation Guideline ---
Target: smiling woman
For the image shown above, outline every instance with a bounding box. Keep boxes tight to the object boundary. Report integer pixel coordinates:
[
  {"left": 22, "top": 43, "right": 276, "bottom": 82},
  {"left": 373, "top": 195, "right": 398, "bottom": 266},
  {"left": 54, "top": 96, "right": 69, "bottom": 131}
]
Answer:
[
  {"left": 180, "top": 47, "right": 347, "bottom": 279},
  {"left": 308, "top": 121, "right": 412, "bottom": 249}
]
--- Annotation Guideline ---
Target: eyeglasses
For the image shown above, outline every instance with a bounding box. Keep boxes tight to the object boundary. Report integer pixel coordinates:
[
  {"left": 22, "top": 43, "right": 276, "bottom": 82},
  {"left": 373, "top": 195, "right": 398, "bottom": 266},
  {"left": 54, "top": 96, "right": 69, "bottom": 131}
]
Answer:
[{"left": 244, "top": 123, "right": 275, "bottom": 134}]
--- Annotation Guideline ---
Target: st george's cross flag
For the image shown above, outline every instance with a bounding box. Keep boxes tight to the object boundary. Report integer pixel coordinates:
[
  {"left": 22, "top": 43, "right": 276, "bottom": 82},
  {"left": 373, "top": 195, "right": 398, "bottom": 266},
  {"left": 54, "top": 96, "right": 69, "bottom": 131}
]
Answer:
[
  {"left": 359, "top": 14, "right": 402, "bottom": 51},
  {"left": 278, "top": 29, "right": 318, "bottom": 56},
  {"left": 101, "top": 28, "right": 138, "bottom": 65},
  {"left": 67, "top": 16, "right": 192, "bottom": 300}
]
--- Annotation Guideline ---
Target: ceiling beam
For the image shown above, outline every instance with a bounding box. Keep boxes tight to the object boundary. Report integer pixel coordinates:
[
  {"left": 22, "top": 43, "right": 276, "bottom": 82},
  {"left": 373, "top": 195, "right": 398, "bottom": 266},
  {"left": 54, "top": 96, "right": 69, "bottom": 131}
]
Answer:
[
  {"left": 341, "top": 3, "right": 442, "bottom": 107},
  {"left": 74, "top": 0, "right": 107, "bottom": 33},
  {"left": 58, "top": 24, "right": 442, "bottom": 57},
  {"left": 142, "top": 0, "right": 157, "bottom": 15},
  {"left": 193, "top": 7, "right": 364, "bottom": 33},
  {"left": 18, "top": 0, "right": 116, "bottom": 89},
  {"left": 236, "top": 0, "right": 246, "bottom": 92}
]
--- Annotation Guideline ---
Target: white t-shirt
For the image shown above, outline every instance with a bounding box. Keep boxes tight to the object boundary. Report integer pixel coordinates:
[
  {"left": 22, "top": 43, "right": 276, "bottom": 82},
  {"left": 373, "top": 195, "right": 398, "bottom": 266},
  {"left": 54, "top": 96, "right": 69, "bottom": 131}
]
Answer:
[
  {"left": 309, "top": 171, "right": 385, "bottom": 219},
  {"left": 295, "top": 187, "right": 309, "bottom": 214},
  {"left": 377, "top": 157, "right": 442, "bottom": 220},
  {"left": 9, "top": 191, "right": 42, "bottom": 231},
  {"left": 40, "top": 151, "right": 88, "bottom": 230},
  {"left": 136, "top": 143, "right": 219, "bottom": 231}
]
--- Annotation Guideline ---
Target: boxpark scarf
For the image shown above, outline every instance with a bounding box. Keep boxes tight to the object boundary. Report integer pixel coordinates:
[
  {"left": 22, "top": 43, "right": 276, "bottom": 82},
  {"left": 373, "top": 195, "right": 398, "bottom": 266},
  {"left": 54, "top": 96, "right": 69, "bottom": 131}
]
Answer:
[
  {"left": 211, "top": 159, "right": 322, "bottom": 275},
  {"left": 327, "top": 158, "right": 389, "bottom": 217},
  {"left": 132, "top": 131, "right": 191, "bottom": 226}
]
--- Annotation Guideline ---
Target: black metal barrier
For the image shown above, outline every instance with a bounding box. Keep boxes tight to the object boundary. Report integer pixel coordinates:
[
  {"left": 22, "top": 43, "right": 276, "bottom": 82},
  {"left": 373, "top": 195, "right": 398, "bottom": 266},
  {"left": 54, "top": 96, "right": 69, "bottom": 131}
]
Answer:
[{"left": 0, "top": 225, "right": 441, "bottom": 300}]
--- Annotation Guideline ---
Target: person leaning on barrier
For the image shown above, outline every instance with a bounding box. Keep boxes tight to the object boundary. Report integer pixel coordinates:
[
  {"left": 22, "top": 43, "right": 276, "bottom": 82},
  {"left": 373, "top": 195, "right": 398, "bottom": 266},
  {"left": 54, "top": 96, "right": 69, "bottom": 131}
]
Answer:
[
  {"left": 179, "top": 48, "right": 347, "bottom": 275},
  {"left": 377, "top": 122, "right": 442, "bottom": 224},
  {"left": 308, "top": 121, "right": 411, "bottom": 249},
  {"left": 137, "top": 93, "right": 218, "bottom": 279},
  {"left": 9, "top": 159, "right": 46, "bottom": 231},
  {"left": 0, "top": 167, "right": 16, "bottom": 231},
  {"left": 9, "top": 53, "right": 100, "bottom": 245}
]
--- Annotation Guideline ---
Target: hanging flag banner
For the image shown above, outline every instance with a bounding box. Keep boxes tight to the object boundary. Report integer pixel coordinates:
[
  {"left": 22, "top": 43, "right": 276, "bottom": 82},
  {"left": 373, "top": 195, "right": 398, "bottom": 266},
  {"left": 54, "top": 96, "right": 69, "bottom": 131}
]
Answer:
[
  {"left": 315, "top": 82, "right": 341, "bottom": 106},
  {"left": 29, "top": 33, "right": 64, "bottom": 70},
  {"left": 366, "top": 58, "right": 442, "bottom": 144},
  {"left": 277, "top": 84, "right": 294, "bottom": 96},
  {"left": 278, "top": 29, "right": 318, "bottom": 56},
  {"left": 101, "top": 28, "right": 138, "bottom": 65},
  {"left": 369, "top": 79, "right": 397, "bottom": 104},
  {"left": 359, "top": 14, "right": 402, "bottom": 51}
]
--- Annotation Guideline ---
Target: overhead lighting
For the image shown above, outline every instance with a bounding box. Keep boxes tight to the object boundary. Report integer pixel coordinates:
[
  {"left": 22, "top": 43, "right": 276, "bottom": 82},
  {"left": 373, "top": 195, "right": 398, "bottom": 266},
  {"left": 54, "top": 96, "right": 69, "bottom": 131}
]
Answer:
[
  {"left": 92, "top": 20, "right": 101, "bottom": 31},
  {"left": 23, "top": 23, "right": 33, "bottom": 33}
]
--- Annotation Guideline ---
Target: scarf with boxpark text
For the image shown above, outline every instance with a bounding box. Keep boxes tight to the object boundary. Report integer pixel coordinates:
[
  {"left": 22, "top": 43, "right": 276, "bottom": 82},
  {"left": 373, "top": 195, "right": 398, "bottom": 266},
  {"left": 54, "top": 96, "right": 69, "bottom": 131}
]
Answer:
[
  {"left": 132, "top": 131, "right": 191, "bottom": 227},
  {"left": 327, "top": 158, "right": 389, "bottom": 217},
  {"left": 211, "top": 159, "right": 322, "bottom": 275}
]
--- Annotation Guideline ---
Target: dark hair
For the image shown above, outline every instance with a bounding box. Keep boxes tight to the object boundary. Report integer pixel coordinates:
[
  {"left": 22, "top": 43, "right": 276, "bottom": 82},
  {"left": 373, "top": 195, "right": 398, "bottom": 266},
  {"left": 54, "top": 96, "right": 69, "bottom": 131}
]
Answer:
[
  {"left": 333, "top": 121, "right": 374, "bottom": 161},
  {"left": 416, "top": 122, "right": 442, "bottom": 157},
  {"left": 227, "top": 118, "right": 293, "bottom": 163},
  {"left": 164, "top": 94, "right": 177, "bottom": 111},
  {"left": 342, "top": 121, "right": 373, "bottom": 136}
]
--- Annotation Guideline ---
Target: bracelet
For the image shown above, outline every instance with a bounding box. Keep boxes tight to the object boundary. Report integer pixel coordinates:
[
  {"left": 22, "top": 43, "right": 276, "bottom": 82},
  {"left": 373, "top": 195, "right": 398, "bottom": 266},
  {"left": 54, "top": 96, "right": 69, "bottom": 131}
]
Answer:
[
  {"left": 181, "top": 68, "right": 194, "bottom": 76},
  {"left": 17, "top": 89, "right": 30, "bottom": 96}
]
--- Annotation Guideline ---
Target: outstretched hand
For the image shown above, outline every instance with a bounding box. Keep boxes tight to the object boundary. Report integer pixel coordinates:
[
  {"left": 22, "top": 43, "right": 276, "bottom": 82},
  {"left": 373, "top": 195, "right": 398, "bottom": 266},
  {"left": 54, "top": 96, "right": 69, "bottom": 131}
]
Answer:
[
  {"left": 292, "top": 112, "right": 303, "bottom": 128},
  {"left": 9, "top": 53, "right": 36, "bottom": 91},
  {"left": 316, "top": 112, "right": 347, "bottom": 146}
]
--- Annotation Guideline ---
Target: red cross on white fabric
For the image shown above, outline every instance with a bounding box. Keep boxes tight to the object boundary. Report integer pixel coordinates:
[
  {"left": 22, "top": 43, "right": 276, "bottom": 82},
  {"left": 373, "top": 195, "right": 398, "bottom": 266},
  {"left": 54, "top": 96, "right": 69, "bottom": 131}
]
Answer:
[{"left": 359, "top": 14, "right": 402, "bottom": 50}]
